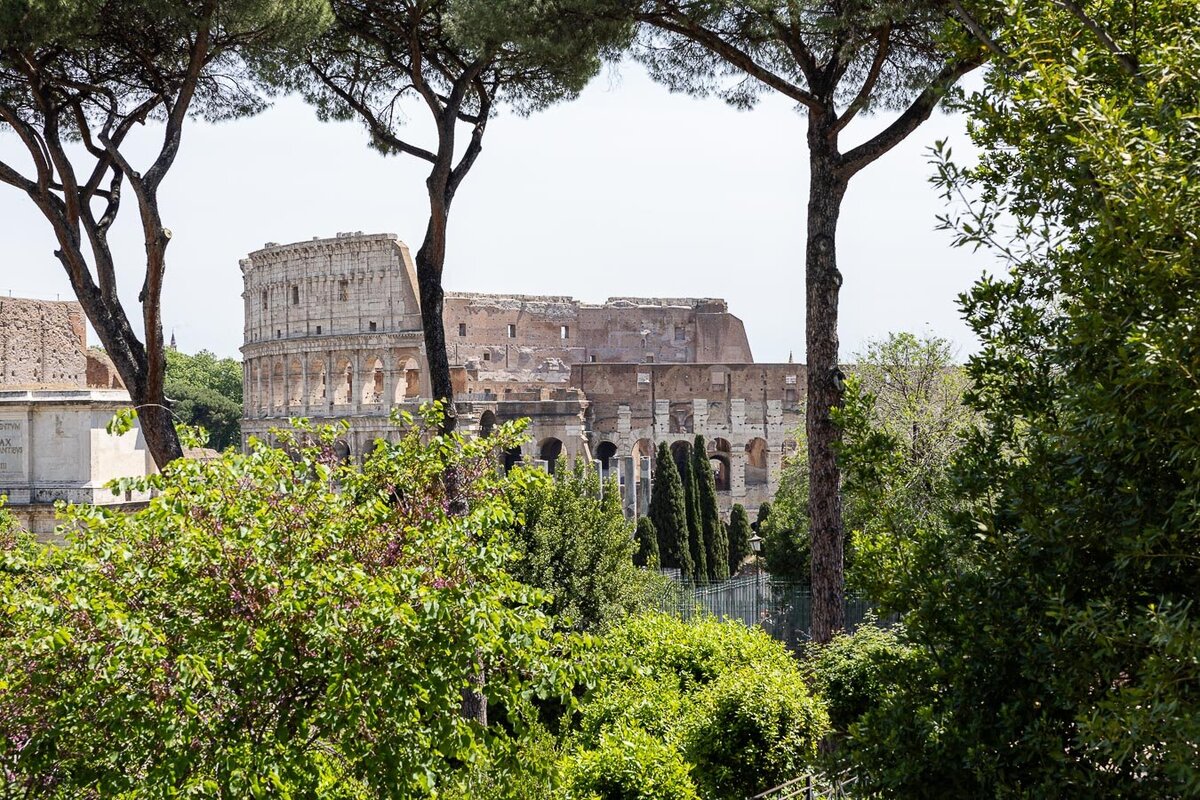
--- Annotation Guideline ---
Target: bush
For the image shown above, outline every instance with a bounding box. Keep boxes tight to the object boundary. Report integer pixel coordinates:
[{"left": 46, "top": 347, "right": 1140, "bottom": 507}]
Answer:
[
  {"left": 561, "top": 725, "right": 699, "bottom": 800},
  {"left": 506, "top": 462, "right": 649, "bottom": 632},
  {"left": 685, "top": 666, "right": 829, "bottom": 799},
  {"left": 0, "top": 409, "right": 571, "bottom": 798},
  {"left": 802, "top": 622, "right": 915, "bottom": 732}
]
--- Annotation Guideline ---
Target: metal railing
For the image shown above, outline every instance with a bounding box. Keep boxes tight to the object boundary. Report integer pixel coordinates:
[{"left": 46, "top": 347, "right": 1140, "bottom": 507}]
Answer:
[{"left": 750, "top": 770, "right": 861, "bottom": 800}]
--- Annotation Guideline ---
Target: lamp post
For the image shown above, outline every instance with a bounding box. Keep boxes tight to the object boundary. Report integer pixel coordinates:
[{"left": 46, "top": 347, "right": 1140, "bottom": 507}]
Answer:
[{"left": 749, "top": 534, "right": 763, "bottom": 625}]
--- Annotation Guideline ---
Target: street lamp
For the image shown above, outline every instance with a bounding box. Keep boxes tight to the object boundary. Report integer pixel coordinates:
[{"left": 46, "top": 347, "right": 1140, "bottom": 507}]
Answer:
[{"left": 748, "top": 534, "right": 764, "bottom": 624}]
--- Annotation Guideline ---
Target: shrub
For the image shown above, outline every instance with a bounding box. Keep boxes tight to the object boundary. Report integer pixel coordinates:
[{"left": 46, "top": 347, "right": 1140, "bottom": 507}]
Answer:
[
  {"left": 561, "top": 725, "right": 699, "bottom": 800},
  {"left": 802, "top": 622, "right": 915, "bottom": 732},
  {"left": 0, "top": 409, "right": 571, "bottom": 798},
  {"left": 684, "top": 666, "right": 829, "bottom": 799}
]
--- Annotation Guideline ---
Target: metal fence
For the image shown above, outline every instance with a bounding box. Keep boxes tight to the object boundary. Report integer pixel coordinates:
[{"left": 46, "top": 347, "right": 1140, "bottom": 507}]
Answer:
[
  {"left": 652, "top": 575, "right": 891, "bottom": 650},
  {"left": 750, "top": 770, "right": 861, "bottom": 800}
]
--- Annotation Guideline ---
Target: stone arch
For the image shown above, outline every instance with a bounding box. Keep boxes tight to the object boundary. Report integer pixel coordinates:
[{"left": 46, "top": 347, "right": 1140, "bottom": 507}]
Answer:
[
  {"left": 539, "top": 437, "right": 564, "bottom": 475},
  {"left": 595, "top": 440, "right": 617, "bottom": 471},
  {"left": 670, "top": 440, "right": 692, "bottom": 474},
  {"left": 396, "top": 356, "right": 421, "bottom": 403},
  {"left": 333, "top": 357, "right": 353, "bottom": 406},
  {"left": 288, "top": 357, "right": 304, "bottom": 408},
  {"left": 711, "top": 455, "right": 731, "bottom": 491},
  {"left": 362, "top": 356, "right": 384, "bottom": 405},
  {"left": 502, "top": 446, "right": 523, "bottom": 473},
  {"left": 631, "top": 437, "right": 655, "bottom": 487},
  {"left": 308, "top": 357, "right": 327, "bottom": 405},
  {"left": 479, "top": 410, "right": 496, "bottom": 438},
  {"left": 271, "top": 360, "right": 284, "bottom": 411},
  {"left": 745, "top": 437, "right": 769, "bottom": 487}
]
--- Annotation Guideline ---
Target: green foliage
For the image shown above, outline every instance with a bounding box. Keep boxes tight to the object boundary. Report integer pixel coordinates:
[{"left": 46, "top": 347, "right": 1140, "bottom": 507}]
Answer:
[
  {"left": 801, "top": 622, "right": 916, "bottom": 734},
  {"left": 676, "top": 442, "right": 707, "bottom": 581},
  {"left": 164, "top": 349, "right": 245, "bottom": 451},
  {"left": 567, "top": 614, "right": 828, "bottom": 800},
  {"left": 560, "top": 724, "right": 698, "bottom": 800},
  {"left": 754, "top": 502, "right": 770, "bottom": 531},
  {"left": 850, "top": 2, "right": 1200, "bottom": 796},
  {"left": 0, "top": 407, "right": 576, "bottom": 797},
  {"left": 761, "top": 444, "right": 812, "bottom": 583},
  {"left": 726, "top": 503, "right": 751, "bottom": 575},
  {"left": 506, "top": 461, "right": 650, "bottom": 633},
  {"left": 633, "top": 517, "right": 659, "bottom": 569},
  {"left": 684, "top": 665, "right": 827, "bottom": 799},
  {"left": 692, "top": 435, "right": 728, "bottom": 581},
  {"left": 835, "top": 332, "right": 974, "bottom": 609},
  {"left": 649, "top": 442, "right": 692, "bottom": 578}
]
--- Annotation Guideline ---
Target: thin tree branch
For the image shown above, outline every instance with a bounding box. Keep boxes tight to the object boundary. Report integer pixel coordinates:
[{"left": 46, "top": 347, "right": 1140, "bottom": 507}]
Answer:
[{"left": 1054, "top": 0, "right": 1139, "bottom": 76}]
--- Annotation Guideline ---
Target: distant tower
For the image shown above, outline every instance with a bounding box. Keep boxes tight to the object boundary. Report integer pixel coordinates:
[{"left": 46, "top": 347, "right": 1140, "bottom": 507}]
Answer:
[
  {"left": 787, "top": 350, "right": 794, "bottom": 364},
  {"left": 169, "top": 331, "right": 177, "bottom": 351}
]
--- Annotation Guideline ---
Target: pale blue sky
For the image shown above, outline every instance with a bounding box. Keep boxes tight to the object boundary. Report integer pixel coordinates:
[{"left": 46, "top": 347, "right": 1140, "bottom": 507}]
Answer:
[{"left": 0, "top": 62, "right": 987, "bottom": 363}]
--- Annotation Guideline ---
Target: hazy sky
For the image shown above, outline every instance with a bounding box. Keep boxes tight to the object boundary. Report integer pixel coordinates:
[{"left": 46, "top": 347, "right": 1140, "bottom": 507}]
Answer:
[{"left": 0, "top": 61, "right": 989, "bottom": 363}]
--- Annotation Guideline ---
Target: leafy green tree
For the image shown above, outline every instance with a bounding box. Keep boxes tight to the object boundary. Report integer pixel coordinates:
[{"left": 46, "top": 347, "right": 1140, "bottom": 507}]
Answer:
[
  {"left": 649, "top": 441, "right": 692, "bottom": 578},
  {"left": 692, "top": 435, "right": 727, "bottom": 581},
  {"left": 506, "top": 462, "right": 650, "bottom": 633},
  {"left": 726, "top": 503, "right": 751, "bottom": 576},
  {"left": 850, "top": 2, "right": 1200, "bottom": 795},
  {"left": 835, "top": 332, "right": 974, "bottom": 608},
  {"left": 761, "top": 444, "right": 811, "bottom": 583},
  {"left": 676, "top": 442, "right": 707, "bottom": 581},
  {"left": 0, "top": 408, "right": 574, "bottom": 797},
  {"left": 625, "top": 0, "right": 992, "bottom": 641},
  {"left": 164, "top": 349, "right": 244, "bottom": 451},
  {"left": 279, "top": 0, "right": 627, "bottom": 434},
  {"left": 754, "top": 502, "right": 770, "bottom": 532},
  {"left": 0, "top": 0, "right": 328, "bottom": 468},
  {"left": 634, "top": 516, "right": 659, "bottom": 569}
]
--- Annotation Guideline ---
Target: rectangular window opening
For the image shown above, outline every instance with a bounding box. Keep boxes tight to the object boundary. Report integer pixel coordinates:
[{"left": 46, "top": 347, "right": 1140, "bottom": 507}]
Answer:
[
  {"left": 674, "top": 325, "right": 686, "bottom": 342},
  {"left": 316, "top": 325, "right": 322, "bottom": 335},
  {"left": 338, "top": 280, "right": 349, "bottom": 301},
  {"left": 507, "top": 323, "right": 517, "bottom": 338},
  {"left": 483, "top": 351, "right": 491, "bottom": 361},
  {"left": 458, "top": 323, "right": 467, "bottom": 337},
  {"left": 261, "top": 290, "right": 268, "bottom": 310},
  {"left": 291, "top": 285, "right": 299, "bottom": 305},
  {"left": 560, "top": 325, "right": 570, "bottom": 340},
  {"left": 368, "top": 321, "right": 377, "bottom": 332},
  {"left": 589, "top": 355, "right": 597, "bottom": 363}
]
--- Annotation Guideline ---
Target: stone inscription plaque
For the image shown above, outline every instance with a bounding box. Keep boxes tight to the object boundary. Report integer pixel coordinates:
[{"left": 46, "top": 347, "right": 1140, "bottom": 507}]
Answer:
[{"left": 0, "top": 417, "right": 27, "bottom": 482}]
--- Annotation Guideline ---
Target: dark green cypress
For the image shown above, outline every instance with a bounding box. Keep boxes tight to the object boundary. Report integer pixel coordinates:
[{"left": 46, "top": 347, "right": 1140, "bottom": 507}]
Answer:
[
  {"left": 728, "top": 503, "right": 752, "bottom": 576},
  {"left": 678, "top": 442, "right": 707, "bottom": 582},
  {"left": 755, "top": 502, "right": 772, "bottom": 533},
  {"left": 649, "top": 441, "right": 692, "bottom": 578},
  {"left": 634, "top": 516, "right": 659, "bottom": 568},
  {"left": 693, "top": 434, "right": 730, "bottom": 581}
]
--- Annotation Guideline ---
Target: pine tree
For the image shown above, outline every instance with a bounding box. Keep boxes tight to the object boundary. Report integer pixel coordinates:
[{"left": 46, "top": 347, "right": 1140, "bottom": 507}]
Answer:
[
  {"left": 634, "top": 517, "right": 659, "bottom": 569},
  {"left": 693, "top": 435, "right": 730, "bottom": 581},
  {"left": 678, "top": 442, "right": 707, "bottom": 582},
  {"left": 728, "top": 504, "right": 752, "bottom": 576},
  {"left": 649, "top": 441, "right": 692, "bottom": 577}
]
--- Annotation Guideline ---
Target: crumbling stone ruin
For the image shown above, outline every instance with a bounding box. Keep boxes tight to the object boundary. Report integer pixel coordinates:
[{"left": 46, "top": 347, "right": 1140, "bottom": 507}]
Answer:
[{"left": 241, "top": 232, "right": 803, "bottom": 515}]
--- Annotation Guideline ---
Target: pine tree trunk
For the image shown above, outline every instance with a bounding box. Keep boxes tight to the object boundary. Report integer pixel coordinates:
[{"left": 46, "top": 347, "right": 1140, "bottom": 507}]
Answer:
[
  {"left": 806, "top": 140, "right": 849, "bottom": 645},
  {"left": 414, "top": 204, "right": 456, "bottom": 437}
]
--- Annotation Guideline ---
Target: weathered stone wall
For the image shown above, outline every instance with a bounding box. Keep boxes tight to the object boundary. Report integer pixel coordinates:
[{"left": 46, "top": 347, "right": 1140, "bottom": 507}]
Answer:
[{"left": 0, "top": 298, "right": 87, "bottom": 388}]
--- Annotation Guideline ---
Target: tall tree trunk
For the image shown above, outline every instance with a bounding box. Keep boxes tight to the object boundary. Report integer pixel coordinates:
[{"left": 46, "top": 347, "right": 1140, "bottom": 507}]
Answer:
[
  {"left": 414, "top": 201, "right": 456, "bottom": 436},
  {"left": 806, "top": 140, "right": 849, "bottom": 645}
]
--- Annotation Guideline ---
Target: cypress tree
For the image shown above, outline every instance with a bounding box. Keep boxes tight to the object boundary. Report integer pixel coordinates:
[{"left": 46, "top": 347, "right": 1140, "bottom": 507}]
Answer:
[
  {"left": 693, "top": 435, "right": 730, "bottom": 581},
  {"left": 649, "top": 441, "right": 692, "bottom": 578},
  {"left": 678, "top": 442, "right": 707, "bottom": 582},
  {"left": 728, "top": 503, "right": 752, "bottom": 576},
  {"left": 634, "top": 516, "right": 659, "bottom": 568},
  {"left": 755, "top": 502, "right": 772, "bottom": 533}
]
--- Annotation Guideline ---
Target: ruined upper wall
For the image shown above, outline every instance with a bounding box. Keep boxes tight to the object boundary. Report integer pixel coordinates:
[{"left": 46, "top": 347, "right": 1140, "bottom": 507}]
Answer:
[
  {"left": 0, "top": 298, "right": 87, "bottom": 388},
  {"left": 241, "top": 232, "right": 423, "bottom": 346}
]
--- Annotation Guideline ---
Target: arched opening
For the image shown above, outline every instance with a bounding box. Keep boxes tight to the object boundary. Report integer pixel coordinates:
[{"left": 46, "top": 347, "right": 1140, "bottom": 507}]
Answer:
[
  {"left": 308, "top": 359, "right": 327, "bottom": 405},
  {"left": 745, "top": 438, "right": 768, "bottom": 487},
  {"left": 595, "top": 441, "right": 617, "bottom": 471},
  {"left": 362, "top": 357, "right": 384, "bottom": 405},
  {"left": 333, "top": 359, "right": 353, "bottom": 406},
  {"left": 670, "top": 440, "right": 692, "bottom": 475},
  {"left": 288, "top": 358, "right": 304, "bottom": 407},
  {"left": 251, "top": 363, "right": 263, "bottom": 411},
  {"left": 271, "top": 361, "right": 284, "bottom": 411},
  {"left": 332, "top": 438, "right": 351, "bottom": 463},
  {"left": 396, "top": 357, "right": 420, "bottom": 403},
  {"left": 711, "top": 456, "right": 731, "bottom": 491},
  {"left": 539, "top": 437, "right": 564, "bottom": 475},
  {"left": 709, "top": 437, "right": 732, "bottom": 457},
  {"left": 502, "top": 446, "right": 523, "bottom": 473},
  {"left": 479, "top": 410, "right": 496, "bottom": 438}
]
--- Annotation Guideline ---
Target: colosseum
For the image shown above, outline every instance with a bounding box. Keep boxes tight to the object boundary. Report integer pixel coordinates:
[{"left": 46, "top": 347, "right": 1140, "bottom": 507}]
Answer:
[{"left": 241, "top": 231, "right": 804, "bottom": 516}]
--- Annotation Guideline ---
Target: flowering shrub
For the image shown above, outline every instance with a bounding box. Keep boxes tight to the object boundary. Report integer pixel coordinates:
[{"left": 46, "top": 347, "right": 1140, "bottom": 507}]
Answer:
[{"left": 0, "top": 408, "right": 575, "bottom": 798}]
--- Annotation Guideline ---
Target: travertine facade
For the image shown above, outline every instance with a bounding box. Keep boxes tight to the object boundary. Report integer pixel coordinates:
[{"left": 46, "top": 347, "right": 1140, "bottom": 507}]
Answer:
[
  {"left": 0, "top": 297, "right": 150, "bottom": 536},
  {"left": 241, "top": 232, "right": 802, "bottom": 515}
]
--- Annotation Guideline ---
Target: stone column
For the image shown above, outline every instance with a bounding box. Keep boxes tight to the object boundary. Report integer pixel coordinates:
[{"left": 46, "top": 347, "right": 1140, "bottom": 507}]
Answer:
[
  {"left": 352, "top": 351, "right": 362, "bottom": 416},
  {"left": 731, "top": 447, "right": 747, "bottom": 499},
  {"left": 326, "top": 350, "right": 335, "bottom": 417}
]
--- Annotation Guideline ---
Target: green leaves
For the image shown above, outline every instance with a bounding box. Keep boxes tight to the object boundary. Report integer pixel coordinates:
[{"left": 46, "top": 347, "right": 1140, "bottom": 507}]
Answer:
[{"left": 0, "top": 411, "right": 572, "bottom": 797}]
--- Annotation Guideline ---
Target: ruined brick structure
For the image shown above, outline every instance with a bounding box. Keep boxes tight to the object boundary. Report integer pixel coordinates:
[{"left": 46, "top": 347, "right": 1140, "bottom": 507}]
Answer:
[{"left": 241, "top": 232, "right": 803, "bottom": 515}]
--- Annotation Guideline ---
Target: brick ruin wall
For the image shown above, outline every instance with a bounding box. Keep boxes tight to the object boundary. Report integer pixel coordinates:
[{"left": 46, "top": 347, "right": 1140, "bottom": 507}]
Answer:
[{"left": 0, "top": 298, "right": 88, "bottom": 388}]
